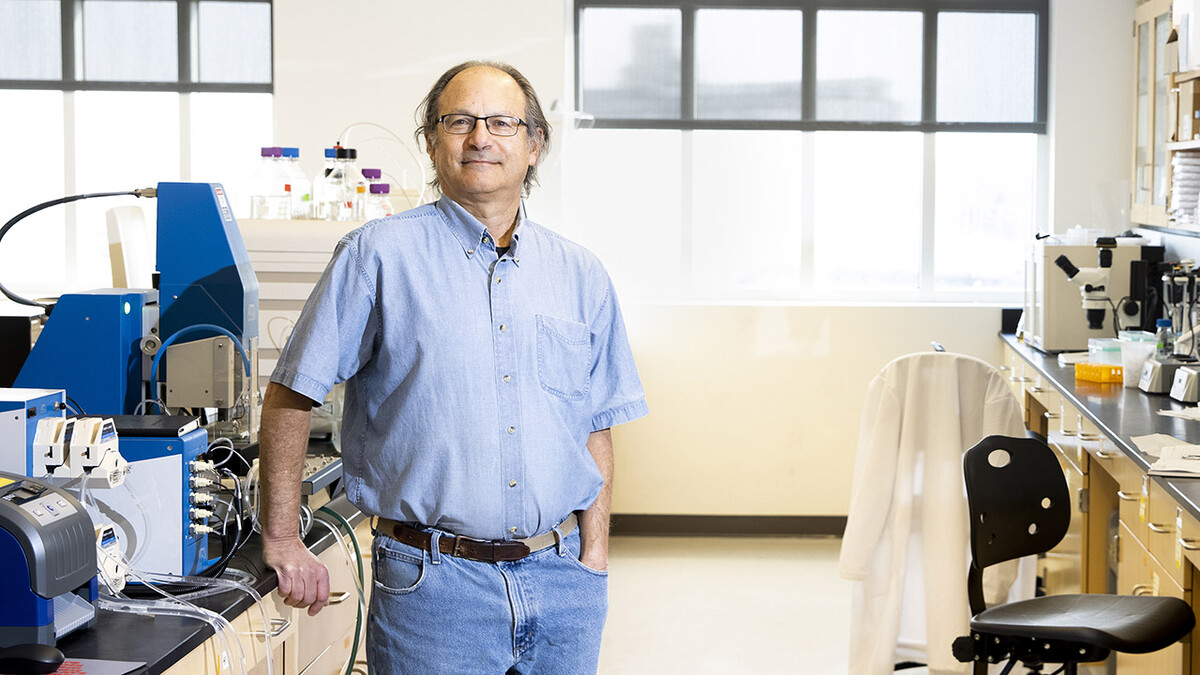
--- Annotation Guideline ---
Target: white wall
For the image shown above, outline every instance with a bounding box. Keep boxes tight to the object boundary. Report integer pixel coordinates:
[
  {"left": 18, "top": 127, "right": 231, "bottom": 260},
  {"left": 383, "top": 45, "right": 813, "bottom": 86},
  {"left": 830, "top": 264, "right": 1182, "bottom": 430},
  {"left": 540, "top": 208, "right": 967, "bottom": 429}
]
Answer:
[
  {"left": 1048, "top": 0, "right": 1135, "bottom": 234},
  {"left": 272, "top": 1, "right": 567, "bottom": 225},
  {"left": 272, "top": 0, "right": 1134, "bottom": 517}
]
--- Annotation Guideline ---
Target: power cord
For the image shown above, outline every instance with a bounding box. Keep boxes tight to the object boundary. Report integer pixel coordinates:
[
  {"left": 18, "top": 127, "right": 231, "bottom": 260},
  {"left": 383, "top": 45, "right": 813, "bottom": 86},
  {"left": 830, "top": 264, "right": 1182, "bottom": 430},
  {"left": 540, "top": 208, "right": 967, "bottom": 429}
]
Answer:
[{"left": 0, "top": 188, "right": 156, "bottom": 309}]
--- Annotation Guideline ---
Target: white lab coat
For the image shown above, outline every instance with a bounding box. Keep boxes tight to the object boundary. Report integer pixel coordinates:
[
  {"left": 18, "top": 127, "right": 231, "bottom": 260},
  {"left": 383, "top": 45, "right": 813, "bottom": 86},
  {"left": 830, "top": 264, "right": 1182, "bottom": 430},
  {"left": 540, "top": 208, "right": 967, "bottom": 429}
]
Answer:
[{"left": 838, "top": 352, "right": 1030, "bottom": 675}]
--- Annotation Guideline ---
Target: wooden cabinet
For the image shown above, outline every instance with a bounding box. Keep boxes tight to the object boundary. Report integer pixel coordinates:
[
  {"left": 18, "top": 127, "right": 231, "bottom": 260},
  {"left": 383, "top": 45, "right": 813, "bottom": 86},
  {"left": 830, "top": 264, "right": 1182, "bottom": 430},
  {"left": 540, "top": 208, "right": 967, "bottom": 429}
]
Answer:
[
  {"left": 161, "top": 518, "right": 370, "bottom": 675},
  {"left": 1132, "top": 0, "right": 1173, "bottom": 226},
  {"left": 1117, "top": 519, "right": 1190, "bottom": 673}
]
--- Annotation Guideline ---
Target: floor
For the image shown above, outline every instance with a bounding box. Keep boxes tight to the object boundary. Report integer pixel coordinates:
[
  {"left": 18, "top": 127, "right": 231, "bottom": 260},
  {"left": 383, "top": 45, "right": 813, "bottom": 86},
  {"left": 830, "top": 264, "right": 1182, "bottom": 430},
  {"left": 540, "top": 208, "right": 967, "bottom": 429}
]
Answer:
[{"left": 598, "top": 535, "right": 855, "bottom": 675}]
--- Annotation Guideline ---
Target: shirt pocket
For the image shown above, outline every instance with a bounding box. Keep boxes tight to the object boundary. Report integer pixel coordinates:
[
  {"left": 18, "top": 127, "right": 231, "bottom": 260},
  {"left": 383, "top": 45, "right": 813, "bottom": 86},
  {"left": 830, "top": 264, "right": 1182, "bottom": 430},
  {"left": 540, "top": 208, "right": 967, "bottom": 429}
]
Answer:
[{"left": 536, "top": 315, "right": 591, "bottom": 401}]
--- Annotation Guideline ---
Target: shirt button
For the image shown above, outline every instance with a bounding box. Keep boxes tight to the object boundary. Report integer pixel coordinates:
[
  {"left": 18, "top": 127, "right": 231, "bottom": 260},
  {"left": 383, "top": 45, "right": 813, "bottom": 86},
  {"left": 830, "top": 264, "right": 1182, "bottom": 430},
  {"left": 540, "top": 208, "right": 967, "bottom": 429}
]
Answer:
[
  {"left": 503, "top": 375, "right": 511, "bottom": 382},
  {"left": 507, "top": 426, "right": 516, "bottom": 434},
  {"left": 509, "top": 480, "right": 517, "bottom": 487},
  {"left": 509, "top": 526, "right": 518, "bottom": 533},
  {"left": 467, "top": 248, "right": 475, "bottom": 255},
  {"left": 499, "top": 324, "right": 507, "bottom": 332},
  {"left": 494, "top": 277, "right": 501, "bottom": 284}
]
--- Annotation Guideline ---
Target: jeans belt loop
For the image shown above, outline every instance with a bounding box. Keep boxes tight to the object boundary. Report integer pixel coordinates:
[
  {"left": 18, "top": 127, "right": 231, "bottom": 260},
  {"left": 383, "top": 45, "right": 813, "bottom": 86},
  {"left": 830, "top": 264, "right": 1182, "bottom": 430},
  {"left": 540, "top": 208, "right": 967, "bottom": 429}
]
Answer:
[
  {"left": 429, "top": 530, "right": 442, "bottom": 565},
  {"left": 552, "top": 525, "right": 565, "bottom": 556}
]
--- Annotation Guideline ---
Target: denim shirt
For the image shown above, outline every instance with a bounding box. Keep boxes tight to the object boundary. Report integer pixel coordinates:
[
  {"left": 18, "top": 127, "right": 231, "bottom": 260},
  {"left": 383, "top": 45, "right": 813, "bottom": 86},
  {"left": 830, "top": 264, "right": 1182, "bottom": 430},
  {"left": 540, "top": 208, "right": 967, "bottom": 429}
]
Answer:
[{"left": 270, "top": 197, "right": 649, "bottom": 540}]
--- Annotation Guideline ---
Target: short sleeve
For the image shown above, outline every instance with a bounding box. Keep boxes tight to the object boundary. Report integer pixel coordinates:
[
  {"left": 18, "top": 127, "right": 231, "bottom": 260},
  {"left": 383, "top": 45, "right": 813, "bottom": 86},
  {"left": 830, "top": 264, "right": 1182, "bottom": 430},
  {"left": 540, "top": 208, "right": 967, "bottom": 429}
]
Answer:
[
  {"left": 269, "top": 236, "right": 379, "bottom": 404},
  {"left": 587, "top": 274, "right": 649, "bottom": 431}
]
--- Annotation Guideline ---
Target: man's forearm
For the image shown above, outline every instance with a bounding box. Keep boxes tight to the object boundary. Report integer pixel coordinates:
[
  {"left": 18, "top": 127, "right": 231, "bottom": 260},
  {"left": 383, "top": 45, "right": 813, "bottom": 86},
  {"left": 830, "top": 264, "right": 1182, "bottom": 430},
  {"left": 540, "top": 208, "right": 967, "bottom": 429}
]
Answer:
[
  {"left": 579, "top": 428, "right": 613, "bottom": 569},
  {"left": 259, "top": 382, "right": 315, "bottom": 541}
]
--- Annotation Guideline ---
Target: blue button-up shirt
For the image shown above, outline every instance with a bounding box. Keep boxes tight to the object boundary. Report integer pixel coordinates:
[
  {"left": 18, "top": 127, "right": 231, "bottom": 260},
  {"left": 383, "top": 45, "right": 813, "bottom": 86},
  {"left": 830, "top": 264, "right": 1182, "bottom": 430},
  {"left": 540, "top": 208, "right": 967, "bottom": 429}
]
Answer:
[{"left": 270, "top": 197, "right": 648, "bottom": 540}]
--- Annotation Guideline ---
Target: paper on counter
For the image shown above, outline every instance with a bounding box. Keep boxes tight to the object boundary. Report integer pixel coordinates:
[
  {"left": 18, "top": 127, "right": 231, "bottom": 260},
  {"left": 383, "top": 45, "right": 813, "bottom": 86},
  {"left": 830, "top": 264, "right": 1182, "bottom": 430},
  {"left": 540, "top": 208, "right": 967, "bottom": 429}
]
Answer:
[
  {"left": 1057, "top": 352, "right": 1089, "bottom": 366},
  {"left": 1158, "top": 407, "right": 1200, "bottom": 422},
  {"left": 1149, "top": 445, "right": 1200, "bottom": 478},
  {"left": 1132, "top": 433, "right": 1194, "bottom": 459}
]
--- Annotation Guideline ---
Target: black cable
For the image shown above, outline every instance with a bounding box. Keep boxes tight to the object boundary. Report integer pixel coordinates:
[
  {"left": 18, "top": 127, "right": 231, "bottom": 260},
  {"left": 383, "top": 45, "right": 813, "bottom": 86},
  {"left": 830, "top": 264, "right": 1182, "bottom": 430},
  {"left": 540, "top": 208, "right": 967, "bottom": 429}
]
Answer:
[
  {"left": 0, "top": 189, "right": 154, "bottom": 309},
  {"left": 65, "top": 395, "right": 86, "bottom": 416}
]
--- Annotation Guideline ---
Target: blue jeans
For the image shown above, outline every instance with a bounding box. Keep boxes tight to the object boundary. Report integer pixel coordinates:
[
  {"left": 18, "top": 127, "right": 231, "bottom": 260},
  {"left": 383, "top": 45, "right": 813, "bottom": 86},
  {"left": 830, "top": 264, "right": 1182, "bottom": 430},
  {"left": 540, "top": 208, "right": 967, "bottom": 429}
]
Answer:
[{"left": 366, "top": 524, "right": 608, "bottom": 674}]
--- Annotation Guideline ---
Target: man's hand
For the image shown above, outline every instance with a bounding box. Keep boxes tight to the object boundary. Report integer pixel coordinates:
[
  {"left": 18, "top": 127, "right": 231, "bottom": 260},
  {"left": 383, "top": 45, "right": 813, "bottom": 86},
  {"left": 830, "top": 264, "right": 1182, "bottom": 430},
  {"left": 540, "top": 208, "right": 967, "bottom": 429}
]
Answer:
[
  {"left": 578, "top": 546, "right": 609, "bottom": 572},
  {"left": 578, "top": 429, "right": 614, "bottom": 573},
  {"left": 262, "top": 535, "right": 331, "bottom": 616}
]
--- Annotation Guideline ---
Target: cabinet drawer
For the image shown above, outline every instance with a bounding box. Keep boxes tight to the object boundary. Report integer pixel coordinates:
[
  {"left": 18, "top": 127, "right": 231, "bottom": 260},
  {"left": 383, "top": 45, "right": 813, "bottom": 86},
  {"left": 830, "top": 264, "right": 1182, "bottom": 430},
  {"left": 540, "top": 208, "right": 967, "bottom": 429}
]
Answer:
[
  {"left": 1146, "top": 480, "right": 1190, "bottom": 589},
  {"left": 295, "top": 528, "right": 366, "bottom": 671}
]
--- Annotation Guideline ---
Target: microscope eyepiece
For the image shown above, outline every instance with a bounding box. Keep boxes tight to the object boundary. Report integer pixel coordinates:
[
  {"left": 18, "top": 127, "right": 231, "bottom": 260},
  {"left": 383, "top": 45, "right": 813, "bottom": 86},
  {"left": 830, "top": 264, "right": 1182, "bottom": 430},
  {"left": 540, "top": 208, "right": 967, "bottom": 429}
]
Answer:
[{"left": 1055, "top": 255, "right": 1080, "bottom": 279}]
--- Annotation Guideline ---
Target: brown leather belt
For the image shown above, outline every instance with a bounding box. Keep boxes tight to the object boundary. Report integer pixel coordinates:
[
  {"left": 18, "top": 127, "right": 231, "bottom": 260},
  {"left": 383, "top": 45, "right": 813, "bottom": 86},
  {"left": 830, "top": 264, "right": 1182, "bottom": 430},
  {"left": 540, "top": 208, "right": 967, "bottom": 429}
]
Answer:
[{"left": 377, "top": 513, "right": 578, "bottom": 563}]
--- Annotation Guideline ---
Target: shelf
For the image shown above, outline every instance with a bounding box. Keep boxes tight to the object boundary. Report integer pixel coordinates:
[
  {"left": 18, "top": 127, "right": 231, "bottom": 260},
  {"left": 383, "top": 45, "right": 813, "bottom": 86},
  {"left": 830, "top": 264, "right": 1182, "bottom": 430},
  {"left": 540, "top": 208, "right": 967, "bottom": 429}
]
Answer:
[
  {"left": 1167, "top": 140, "right": 1200, "bottom": 151},
  {"left": 1175, "top": 69, "right": 1200, "bottom": 85}
]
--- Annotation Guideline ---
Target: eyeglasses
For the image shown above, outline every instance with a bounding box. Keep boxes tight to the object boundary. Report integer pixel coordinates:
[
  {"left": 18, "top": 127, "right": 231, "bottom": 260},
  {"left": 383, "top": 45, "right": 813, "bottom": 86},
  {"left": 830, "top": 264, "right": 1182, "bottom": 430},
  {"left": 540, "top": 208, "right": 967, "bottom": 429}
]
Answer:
[{"left": 437, "top": 114, "right": 527, "bottom": 137}]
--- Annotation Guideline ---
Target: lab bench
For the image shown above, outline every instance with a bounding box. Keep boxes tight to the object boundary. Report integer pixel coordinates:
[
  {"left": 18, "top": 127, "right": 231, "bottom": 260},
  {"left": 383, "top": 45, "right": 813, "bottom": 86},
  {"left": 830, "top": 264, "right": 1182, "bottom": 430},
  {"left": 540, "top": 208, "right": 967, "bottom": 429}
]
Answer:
[
  {"left": 50, "top": 493, "right": 367, "bottom": 675},
  {"left": 1001, "top": 334, "right": 1200, "bottom": 673}
]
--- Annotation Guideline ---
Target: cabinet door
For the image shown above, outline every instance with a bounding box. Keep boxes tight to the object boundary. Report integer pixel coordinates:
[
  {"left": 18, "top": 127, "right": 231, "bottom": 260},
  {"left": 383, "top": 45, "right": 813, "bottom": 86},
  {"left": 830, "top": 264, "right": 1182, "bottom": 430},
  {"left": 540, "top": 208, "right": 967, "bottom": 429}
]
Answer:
[{"left": 1132, "top": 0, "right": 1172, "bottom": 226}]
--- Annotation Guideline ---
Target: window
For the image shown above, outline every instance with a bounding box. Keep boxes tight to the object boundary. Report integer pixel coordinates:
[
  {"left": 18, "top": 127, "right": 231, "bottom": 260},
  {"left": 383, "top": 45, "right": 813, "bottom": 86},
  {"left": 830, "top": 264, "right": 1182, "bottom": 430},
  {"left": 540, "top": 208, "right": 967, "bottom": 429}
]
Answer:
[
  {"left": 0, "top": 0, "right": 273, "bottom": 294},
  {"left": 572, "top": 0, "right": 1047, "bottom": 303}
]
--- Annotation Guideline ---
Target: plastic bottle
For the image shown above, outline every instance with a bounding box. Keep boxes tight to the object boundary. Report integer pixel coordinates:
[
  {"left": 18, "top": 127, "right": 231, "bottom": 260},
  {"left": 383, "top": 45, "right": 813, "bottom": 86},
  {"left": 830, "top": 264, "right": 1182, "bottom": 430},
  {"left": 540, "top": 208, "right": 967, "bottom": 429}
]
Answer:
[
  {"left": 280, "top": 147, "right": 312, "bottom": 219},
  {"left": 364, "top": 183, "right": 394, "bottom": 220},
  {"left": 249, "top": 147, "right": 290, "bottom": 220},
  {"left": 311, "top": 147, "right": 342, "bottom": 221},
  {"left": 338, "top": 148, "right": 365, "bottom": 221},
  {"left": 1156, "top": 318, "right": 1176, "bottom": 360}
]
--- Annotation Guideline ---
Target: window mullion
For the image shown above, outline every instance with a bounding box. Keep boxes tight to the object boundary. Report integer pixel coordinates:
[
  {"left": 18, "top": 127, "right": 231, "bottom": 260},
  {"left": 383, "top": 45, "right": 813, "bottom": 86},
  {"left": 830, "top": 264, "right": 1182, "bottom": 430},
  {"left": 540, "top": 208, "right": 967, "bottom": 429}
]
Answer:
[
  {"left": 921, "top": 133, "right": 936, "bottom": 297},
  {"left": 801, "top": 6, "right": 816, "bottom": 121},
  {"left": 922, "top": 8, "right": 937, "bottom": 124},
  {"left": 680, "top": 6, "right": 694, "bottom": 121}
]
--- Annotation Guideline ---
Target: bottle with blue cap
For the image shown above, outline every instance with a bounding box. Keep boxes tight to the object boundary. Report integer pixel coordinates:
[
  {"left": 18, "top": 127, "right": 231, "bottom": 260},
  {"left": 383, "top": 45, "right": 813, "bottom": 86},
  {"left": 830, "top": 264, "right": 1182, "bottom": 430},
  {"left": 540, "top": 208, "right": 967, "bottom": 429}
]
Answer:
[
  {"left": 1156, "top": 318, "right": 1176, "bottom": 360},
  {"left": 312, "top": 147, "right": 343, "bottom": 220}
]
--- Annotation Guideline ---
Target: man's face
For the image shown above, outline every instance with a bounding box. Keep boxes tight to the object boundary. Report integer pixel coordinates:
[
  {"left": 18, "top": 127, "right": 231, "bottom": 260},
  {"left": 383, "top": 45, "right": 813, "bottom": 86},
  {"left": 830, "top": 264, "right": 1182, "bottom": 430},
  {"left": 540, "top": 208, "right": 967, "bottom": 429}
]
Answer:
[{"left": 428, "top": 66, "right": 540, "bottom": 205}]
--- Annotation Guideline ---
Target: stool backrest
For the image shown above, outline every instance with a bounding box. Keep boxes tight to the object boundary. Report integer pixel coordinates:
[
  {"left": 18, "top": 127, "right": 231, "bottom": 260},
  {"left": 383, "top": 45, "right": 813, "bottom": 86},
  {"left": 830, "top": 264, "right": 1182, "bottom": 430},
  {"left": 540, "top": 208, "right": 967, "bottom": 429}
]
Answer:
[{"left": 963, "top": 435, "right": 1070, "bottom": 613}]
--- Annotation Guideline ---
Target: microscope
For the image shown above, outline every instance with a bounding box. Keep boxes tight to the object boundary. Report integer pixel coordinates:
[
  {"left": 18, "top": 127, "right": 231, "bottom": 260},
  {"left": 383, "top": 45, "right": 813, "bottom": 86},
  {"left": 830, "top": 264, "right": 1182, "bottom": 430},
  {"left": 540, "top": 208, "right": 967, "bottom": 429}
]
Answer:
[{"left": 1053, "top": 238, "right": 1128, "bottom": 331}]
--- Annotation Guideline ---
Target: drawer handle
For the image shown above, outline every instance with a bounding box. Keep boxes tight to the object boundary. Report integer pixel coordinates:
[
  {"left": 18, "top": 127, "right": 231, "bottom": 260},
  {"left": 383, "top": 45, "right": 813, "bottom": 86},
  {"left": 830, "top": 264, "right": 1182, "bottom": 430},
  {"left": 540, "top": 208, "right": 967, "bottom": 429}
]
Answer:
[
  {"left": 1179, "top": 538, "right": 1200, "bottom": 551},
  {"left": 1009, "top": 376, "right": 1032, "bottom": 383},
  {"left": 327, "top": 591, "right": 351, "bottom": 605},
  {"left": 1148, "top": 522, "right": 1173, "bottom": 534},
  {"left": 1043, "top": 412, "right": 1061, "bottom": 420},
  {"left": 1117, "top": 490, "right": 1140, "bottom": 502},
  {"left": 1030, "top": 386, "right": 1047, "bottom": 393},
  {"left": 251, "top": 617, "right": 291, "bottom": 638},
  {"left": 1132, "top": 584, "right": 1153, "bottom": 596},
  {"left": 1094, "top": 450, "right": 1121, "bottom": 460},
  {"left": 1061, "top": 430, "right": 1077, "bottom": 437},
  {"left": 1079, "top": 433, "right": 1101, "bottom": 441}
]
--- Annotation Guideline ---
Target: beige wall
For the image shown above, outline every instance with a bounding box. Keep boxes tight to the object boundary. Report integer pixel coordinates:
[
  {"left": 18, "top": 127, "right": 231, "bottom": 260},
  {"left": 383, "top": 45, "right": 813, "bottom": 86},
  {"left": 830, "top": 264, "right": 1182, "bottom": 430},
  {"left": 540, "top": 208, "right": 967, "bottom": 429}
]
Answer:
[
  {"left": 272, "top": 0, "right": 1133, "bottom": 518},
  {"left": 612, "top": 305, "right": 1007, "bottom": 515}
]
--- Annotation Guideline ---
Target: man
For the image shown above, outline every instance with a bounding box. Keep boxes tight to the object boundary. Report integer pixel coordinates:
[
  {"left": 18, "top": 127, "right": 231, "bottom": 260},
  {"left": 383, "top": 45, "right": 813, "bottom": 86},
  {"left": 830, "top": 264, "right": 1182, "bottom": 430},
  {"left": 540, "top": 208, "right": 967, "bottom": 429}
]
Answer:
[{"left": 258, "top": 61, "right": 648, "bottom": 674}]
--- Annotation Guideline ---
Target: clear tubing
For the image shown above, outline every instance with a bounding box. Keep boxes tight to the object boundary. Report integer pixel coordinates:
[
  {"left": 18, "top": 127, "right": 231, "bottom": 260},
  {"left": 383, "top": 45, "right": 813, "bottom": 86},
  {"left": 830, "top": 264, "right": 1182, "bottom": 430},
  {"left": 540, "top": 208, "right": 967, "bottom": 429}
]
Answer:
[
  {"left": 96, "top": 595, "right": 245, "bottom": 675},
  {"left": 120, "top": 473, "right": 154, "bottom": 568},
  {"left": 110, "top": 552, "right": 249, "bottom": 674},
  {"left": 311, "top": 514, "right": 367, "bottom": 675},
  {"left": 137, "top": 571, "right": 275, "bottom": 675}
]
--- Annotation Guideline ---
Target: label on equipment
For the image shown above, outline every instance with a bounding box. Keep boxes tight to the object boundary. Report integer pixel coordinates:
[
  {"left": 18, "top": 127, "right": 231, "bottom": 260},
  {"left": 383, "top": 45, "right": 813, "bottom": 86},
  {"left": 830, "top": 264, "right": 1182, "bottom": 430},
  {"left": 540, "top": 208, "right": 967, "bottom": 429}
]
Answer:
[{"left": 214, "top": 186, "right": 233, "bottom": 222}]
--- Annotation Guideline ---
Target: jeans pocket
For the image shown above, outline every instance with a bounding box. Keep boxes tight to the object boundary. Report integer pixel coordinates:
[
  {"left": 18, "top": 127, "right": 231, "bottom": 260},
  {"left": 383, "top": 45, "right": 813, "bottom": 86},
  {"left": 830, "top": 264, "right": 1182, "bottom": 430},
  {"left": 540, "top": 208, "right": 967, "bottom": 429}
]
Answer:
[
  {"left": 372, "top": 539, "right": 426, "bottom": 595},
  {"left": 536, "top": 315, "right": 591, "bottom": 401}
]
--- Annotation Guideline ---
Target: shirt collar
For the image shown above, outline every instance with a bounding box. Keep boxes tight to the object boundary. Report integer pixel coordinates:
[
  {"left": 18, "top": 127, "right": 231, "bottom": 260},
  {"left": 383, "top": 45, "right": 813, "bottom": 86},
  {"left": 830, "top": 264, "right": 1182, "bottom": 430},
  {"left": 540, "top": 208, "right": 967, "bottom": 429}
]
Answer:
[{"left": 436, "top": 197, "right": 526, "bottom": 265}]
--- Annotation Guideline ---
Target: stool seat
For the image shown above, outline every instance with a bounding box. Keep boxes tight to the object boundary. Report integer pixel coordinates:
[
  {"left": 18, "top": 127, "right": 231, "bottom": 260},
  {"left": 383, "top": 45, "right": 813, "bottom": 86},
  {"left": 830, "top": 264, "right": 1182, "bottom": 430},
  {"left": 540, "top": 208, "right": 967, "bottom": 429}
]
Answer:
[{"left": 972, "top": 594, "right": 1194, "bottom": 654}]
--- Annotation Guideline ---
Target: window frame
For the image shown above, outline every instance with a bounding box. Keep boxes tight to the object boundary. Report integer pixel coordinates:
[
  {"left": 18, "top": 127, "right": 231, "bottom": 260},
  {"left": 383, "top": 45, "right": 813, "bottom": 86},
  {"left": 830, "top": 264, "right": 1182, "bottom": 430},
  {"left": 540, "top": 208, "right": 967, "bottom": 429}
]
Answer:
[
  {"left": 574, "top": 0, "right": 1048, "bottom": 134},
  {"left": 0, "top": 0, "right": 273, "bottom": 94}
]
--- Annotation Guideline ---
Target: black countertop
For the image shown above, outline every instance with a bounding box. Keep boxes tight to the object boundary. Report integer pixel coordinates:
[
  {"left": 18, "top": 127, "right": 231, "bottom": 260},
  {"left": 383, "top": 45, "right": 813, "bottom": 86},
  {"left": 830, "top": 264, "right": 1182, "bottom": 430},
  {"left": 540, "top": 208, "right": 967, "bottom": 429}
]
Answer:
[
  {"left": 1002, "top": 334, "right": 1200, "bottom": 517},
  {"left": 51, "top": 493, "right": 362, "bottom": 675}
]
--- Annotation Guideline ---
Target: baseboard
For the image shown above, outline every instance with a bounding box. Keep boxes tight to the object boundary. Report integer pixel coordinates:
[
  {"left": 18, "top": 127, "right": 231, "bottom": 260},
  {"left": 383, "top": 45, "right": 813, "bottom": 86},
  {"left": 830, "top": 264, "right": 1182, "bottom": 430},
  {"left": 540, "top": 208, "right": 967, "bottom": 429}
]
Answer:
[{"left": 609, "top": 514, "right": 847, "bottom": 537}]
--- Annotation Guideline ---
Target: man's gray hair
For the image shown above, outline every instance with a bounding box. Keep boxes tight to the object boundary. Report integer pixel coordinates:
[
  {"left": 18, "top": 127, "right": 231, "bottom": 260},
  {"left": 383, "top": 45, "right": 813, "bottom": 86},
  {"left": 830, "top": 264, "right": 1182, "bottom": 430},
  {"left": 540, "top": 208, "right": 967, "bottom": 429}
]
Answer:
[{"left": 415, "top": 60, "right": 552, "bottom": 196}]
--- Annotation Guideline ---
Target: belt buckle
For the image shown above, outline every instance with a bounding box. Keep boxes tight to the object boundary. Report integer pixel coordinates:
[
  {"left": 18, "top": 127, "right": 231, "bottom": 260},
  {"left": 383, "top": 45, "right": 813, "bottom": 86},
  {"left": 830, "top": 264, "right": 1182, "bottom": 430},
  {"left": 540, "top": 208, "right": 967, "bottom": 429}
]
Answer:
[{"left": 451, "top": 534, "right": 484, "bottom": 558}]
